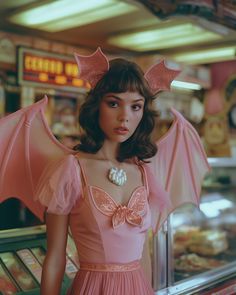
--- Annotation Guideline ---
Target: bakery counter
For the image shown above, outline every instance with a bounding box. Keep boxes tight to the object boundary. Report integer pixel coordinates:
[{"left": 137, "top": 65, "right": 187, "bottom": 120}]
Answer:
[{"left": 154, "top": 157, "right": 236, "bottom": 295}]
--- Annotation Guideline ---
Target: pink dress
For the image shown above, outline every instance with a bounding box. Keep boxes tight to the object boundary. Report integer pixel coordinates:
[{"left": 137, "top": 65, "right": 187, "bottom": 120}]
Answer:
[
  {"left": 0, "top": 97, "right": 210, "bottom": 294},
  {"left": 36, "top": 155, "right": 170, "bottom": 295}
]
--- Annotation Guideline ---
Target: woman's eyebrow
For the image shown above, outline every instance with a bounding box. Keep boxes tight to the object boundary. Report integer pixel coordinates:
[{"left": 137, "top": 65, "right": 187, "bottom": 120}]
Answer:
[
  {"left": 133, "top": 98, "right": 145, "bottom": 103},
  {"left": 104, "top": 94, "right": 122, "bottom": 101},
  {"left": 105, "top": 94, "right": 144, "bottom": 102}
]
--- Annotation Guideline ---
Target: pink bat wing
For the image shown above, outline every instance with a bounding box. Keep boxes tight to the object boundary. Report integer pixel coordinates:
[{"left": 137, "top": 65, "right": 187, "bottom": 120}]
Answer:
[
  {"left": 0, "top": 97, "right": 75, "bottom": 221},
  {"left": 74, "top": 47, "right": 109, "bottom": 88},
  {"left": 144, "top": 60, "right": 181, "bottom": 94},
  {"left": 145, "top": 108, "right": 210, "bottom": 231}
]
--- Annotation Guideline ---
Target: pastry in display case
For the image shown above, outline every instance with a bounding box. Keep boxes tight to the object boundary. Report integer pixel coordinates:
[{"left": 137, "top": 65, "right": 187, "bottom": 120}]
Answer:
[
  {"left": 175, "top": 253, "right": 226, "bottom": 273},
  {"left": 153, "top": 158, "right": 236, "bottom": 295},
  {"left": 30, "top": 248, "right": 45, "bottom": 266},
  {"left": 16, "top": 249, "right": 43, "bottom": 284},
  {"left": 0, "top": 252, "right": 38, "bottom": 291},
  {"left": 172, "top": 208, "right": 232, "bottom": 282},
  {"left": 174, "top": 227, "right": 228, "bottom": 273},
  {"left": 0, "top": 263, "right": 19, "bottom": 295}
]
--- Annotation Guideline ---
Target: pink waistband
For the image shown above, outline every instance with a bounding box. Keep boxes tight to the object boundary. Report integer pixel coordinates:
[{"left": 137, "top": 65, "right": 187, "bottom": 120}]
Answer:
[{"left": 79, "top": 260, "right": 141, "bottom": 272}]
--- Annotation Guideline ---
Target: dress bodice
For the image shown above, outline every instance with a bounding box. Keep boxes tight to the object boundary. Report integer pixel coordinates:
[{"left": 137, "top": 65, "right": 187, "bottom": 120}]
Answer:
[
  {"left": 69, "top": 160, "right": 151, "bottom": 264},
  {"left": 36, "top": 154, "right": 169, "bottom": 263}
]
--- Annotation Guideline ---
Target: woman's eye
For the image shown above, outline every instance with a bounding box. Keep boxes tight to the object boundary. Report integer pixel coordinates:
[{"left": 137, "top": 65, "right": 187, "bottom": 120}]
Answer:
[
  {"left": 108, "top": 101, "right": 118, "bottom": 108},
  {"left": 132, "top": 104, "right": 143, "bottom": 111}
]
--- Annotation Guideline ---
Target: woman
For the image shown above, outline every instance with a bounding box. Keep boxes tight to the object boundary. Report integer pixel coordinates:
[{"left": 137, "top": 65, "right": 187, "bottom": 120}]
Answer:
[
  {"left": 37, "top": 49, "right": 209, "bottom": 295},
  {"left": 40, "top": 57, "right": 159, "bottom": 294}
]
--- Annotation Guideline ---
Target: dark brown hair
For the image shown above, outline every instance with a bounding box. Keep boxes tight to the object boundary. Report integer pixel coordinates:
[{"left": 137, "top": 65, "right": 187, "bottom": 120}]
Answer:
[{"left": 74, "top": 58, "right": 158, "bottom": 162}]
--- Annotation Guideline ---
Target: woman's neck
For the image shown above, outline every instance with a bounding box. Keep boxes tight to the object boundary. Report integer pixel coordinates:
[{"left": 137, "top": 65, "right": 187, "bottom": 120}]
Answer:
[{"left": 98, "top": 140, "right": 120, "bottom": 162}]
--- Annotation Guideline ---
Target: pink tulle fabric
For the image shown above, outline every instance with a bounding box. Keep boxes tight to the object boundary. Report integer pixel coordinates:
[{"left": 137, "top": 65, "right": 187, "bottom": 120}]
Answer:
[{"left": 35, "top": 155, "right": 82, "bottom": 214}]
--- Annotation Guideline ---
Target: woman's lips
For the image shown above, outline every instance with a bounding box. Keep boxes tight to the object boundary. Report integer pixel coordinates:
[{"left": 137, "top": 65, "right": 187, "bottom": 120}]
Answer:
[{"left": 114, "top": 127, "right": 129, "bottom": 135}]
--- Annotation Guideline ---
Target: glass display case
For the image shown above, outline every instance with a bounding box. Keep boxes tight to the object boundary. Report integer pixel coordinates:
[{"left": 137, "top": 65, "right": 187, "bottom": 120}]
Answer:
[
  {"left": 154, "top": 158, "right": 236, "bottom": 295},
  {"left": 0, "top": 226, "right": 79, "bottom": 295}
]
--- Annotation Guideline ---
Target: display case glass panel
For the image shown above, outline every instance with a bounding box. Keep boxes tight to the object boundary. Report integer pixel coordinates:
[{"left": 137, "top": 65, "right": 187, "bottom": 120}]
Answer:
[{"left": 167, "top": 158, "right": 236, "bottom": 293}]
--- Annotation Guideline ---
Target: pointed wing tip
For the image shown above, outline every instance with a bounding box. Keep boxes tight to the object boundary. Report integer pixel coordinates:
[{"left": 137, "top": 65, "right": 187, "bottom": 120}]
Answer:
[
  {"left": 34, "top": 96, "right": 48, "bottom": 109},
  {"left": 169, "top": 108, "right": 185, "bottom": 121},
  {"left": 43, "top": 95, "right": 48, "bottom": 103},
  {"left": 74, "top": 47, "right": 104, "bottom": 61}
]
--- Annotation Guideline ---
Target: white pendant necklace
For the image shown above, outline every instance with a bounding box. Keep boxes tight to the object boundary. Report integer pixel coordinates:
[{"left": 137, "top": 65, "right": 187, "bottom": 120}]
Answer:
[
  {"left": 101, "top": 150, "right": 127, "bottom": 186},
  {"left": 108, "top": 166, "right": 127, "bottom": 186}
]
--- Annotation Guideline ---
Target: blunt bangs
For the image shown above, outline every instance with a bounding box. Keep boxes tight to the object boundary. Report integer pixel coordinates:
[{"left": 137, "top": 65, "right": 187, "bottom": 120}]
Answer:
[{"left": 93, "top": 58, "right": 152, "bottom": 100}]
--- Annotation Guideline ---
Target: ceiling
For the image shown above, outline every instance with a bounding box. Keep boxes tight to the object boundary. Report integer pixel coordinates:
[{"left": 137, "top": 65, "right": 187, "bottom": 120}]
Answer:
[{"left": 0, "top": 0, "right": 236, "bottom": 65}]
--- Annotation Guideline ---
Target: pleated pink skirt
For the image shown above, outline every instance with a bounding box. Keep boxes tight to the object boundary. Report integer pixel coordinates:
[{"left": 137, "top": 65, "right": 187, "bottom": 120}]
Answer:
[{"left": 66, "top": 261, "right": 154, "bottom": 295}]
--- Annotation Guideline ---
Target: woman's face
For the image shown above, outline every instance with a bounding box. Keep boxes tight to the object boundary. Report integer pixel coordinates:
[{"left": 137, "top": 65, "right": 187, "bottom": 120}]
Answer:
[{"left": 98, "top": 91, "right": 145, "bottom": 143}]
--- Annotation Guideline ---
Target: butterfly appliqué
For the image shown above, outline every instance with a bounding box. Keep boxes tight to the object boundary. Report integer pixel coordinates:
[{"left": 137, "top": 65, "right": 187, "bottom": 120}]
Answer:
[{"left": 90, "top": 186, "right": 147, "bottom": 229}]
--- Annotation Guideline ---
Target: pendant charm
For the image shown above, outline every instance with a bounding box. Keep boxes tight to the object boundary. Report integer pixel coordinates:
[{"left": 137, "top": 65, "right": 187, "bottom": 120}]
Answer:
[{"left": 108, "top": 167, "right": 127, "bottom": 186}]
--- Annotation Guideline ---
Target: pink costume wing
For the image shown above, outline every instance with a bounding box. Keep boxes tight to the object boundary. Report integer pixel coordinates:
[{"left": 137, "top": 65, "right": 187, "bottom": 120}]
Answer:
[
  {"left": 74, "top": 47, "right": 109, "bottom": 88},
  {"left": 0, "top": 97, "right": 75, "bottom": 221},
  {"left": 145, "top": 108, "right": 210, "bottom": 232},
  {"left": 144, "top": 60, "right": 181, "bottom": 93}
]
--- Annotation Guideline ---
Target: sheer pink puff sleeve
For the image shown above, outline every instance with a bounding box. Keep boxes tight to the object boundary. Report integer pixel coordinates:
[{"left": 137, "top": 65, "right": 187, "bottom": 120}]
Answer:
[{"left": 35, "top": 155, "right": 82, "bottom": 215}]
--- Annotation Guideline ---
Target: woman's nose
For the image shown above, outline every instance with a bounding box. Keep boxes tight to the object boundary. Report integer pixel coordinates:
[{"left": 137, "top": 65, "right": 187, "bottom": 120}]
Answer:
[{"left": 118, "top": 108, "right": 129, "bottom": 122}]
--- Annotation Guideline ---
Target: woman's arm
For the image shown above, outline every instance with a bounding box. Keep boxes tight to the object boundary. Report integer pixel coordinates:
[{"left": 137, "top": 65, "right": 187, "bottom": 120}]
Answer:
[
  {"left": 140, "top": 230, "right": 152, "bottom": 285},
  {"left": 40, "top": 213, "right": 69, "bottom": 295}
]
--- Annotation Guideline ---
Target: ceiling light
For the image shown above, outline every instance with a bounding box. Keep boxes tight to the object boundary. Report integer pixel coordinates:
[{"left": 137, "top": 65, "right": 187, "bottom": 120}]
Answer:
[
  {"left": 39, "top": 2, "right": 137, "bottom": 32},
  {"left": 108, "top": 22, "right": 222, "bottom": 51},
  {"left": 9, "top": 0, "right": 138, "bottom": 31},
  {"left": 170, "top": 46, "right": 236, "bottom": 64},
  {"left": 171, "top": 81, "right": 202, "bottom": 90}
]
